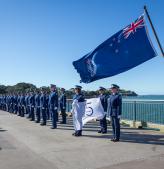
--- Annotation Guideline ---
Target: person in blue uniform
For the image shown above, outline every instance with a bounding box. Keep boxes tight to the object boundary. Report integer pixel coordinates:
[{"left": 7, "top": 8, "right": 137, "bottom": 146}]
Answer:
[
  {"left": 45, "top": 91, "right": 50, "bottom": 120},
  {"left": 6, "top": 95, "right": 10, "bottom": 112},
  {"left": 0, "top": 94, "right": 3, "bottom": 110},
  {"left": 48, "top": 84, "right": 58, "bottom": 129},
  {"left": 72, "top": 85, "right": 85, "bottom": 137},
  {"left": 20, "top": 93, "right": 25, "bottom": 117},
  {"left": 98, "top": 87, "right": 108, "bottom": 134},
  {"left": 17, "top": 93, "right": 21, "bottom": 116},
  {"left": 13, "top": 94, "right": 18, "bottom": 114},
  {"left": 26, "top": 92, "right": 31, "bottom": 118},
  {"left": 1, "top": 95, "right": 3, "bottom": 110},
  {"left": 10, "top": 94, "right": 15, "bottom": 113},
  {"left": 0, "top": 95, "right": 2, "bottom": 109},
  {"left": 59, "top": 88, "right": 67, "bottom": 124},
  {"left": 29, "top": 90, "right": 35, "bottom": 121},
  {"left": 0, "top": 95, "right": 4, "bottom": 110},
  {"left": 7, "top": 95, "right": 10, "bottom": 112},
  {"left": 2, "top": 95, "right": 7, "bottom": 111},
  {"left": 25, "top": 92, "right": 29, "bottom": 115},
  {"left": 0, "top": 95, "right": 3, "bottom": 110},
  {"left": 3, "top": 95, "right": 7, "bottom": 111},
  {"left": 0, "top": 95, "right": 2, "bottom": 110},
  {"left": 40, "top": 88, "right": 47, "bottom": 126},
  {"left": 35, "top": 90, "right": 41, "bottom": 123},
  {"left": 107, "top": 84, "right": 122, "bottom": 142}
]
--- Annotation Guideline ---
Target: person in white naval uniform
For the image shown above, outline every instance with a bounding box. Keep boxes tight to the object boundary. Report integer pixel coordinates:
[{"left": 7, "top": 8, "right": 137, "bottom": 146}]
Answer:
[{"left": 71, "top": 85, "right": 85, "bottom": 137}]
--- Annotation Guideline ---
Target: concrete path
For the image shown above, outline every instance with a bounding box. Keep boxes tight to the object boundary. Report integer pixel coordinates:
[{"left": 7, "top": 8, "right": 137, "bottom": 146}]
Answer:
[{"left": 0, "top": 110, "right": 164, "bottom": 169}]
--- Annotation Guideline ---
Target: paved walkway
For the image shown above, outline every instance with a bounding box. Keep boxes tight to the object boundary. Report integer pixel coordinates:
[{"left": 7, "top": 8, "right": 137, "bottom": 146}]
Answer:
[{"left": 0, "top": 110, "right": 164, "bottom": 169}]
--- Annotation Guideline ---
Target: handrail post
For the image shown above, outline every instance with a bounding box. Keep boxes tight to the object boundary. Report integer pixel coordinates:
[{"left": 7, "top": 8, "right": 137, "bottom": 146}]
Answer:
[
  {"left": 132, "top": 100, "right": 137, "bottom": 128},
  {"left": 134, "top": 101, "right": 137, "bottom": 122}
]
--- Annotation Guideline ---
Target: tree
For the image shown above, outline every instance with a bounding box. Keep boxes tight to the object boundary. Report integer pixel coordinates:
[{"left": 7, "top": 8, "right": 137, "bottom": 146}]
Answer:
[
  {"left": 0, "top": 85, "right": 7, "bottom": 94},
  {"left": 13, "top": 83, "right": 37, "bottom": 93},
  {"left": 0, "top": 82, "right": 138, "bottom": 96}
]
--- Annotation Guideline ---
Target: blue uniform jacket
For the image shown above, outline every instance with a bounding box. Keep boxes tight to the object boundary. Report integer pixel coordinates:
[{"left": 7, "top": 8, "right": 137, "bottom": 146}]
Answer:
[
  {"left": 59, "top": 93, "right": 66, "bottom": 109},
  {"left": 13, "top": 96, "right": 18, "bottom": 105},
  {"left": 6, "top": 96, "right": 10, "bottom": 105},
  {"left": 3, "top": 96, "right": 6, "bottom": 104},
  {"left": 17, "top": 96, "right": 21, "bottom": 106},
  {"left": 20, "top": 96, "right": 25, "bottom": 106},
  {"left": 29, "top": 95, "right": 35, "bottom": 107},
  {"left": 35, "top": 94, "right": 40, "bottom": 107},
  {"left": 98, "top": 94, "right": 108, "bottom": 112},
  {"left": 25, "top": 95, "right": 29, "bottom": 107},
  {"left": 48, "top": 92, "right": 58, "bottom": 110},
  {"left": 40, "top": 94, "right": 46, "bottom": 108},
  {"left": 73, "top": 93, "right": 85, "bottom": 102},
  {"left": 45, "top": 95, "right": 49, "bottom": 109},
  {"left": 107, "top": 93, "right": 122, "bottom": 117}
]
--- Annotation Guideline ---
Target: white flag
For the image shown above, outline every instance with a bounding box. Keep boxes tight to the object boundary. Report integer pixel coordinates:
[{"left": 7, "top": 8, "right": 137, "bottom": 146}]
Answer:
[
  {"left": 82, "top": 98, "right": 105, "bottom": 125},
  {"left": 72, "top": 100, "right": 86, "bottom": 131}
]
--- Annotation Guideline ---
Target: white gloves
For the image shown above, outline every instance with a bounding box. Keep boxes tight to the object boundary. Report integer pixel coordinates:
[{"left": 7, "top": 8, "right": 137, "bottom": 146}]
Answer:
[
  {"left": 71, "top": 100, "right": 78, "bottom": 113},
  {"left": 118, "top": 115, "right": 121, "bottom": 119},
  {"left": 72, "top": 99, "right": 78, "bottom": 106}
]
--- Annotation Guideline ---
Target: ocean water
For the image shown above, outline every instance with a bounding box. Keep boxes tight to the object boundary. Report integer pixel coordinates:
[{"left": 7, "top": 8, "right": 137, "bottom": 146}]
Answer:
[
  {"left": 123, "top": 95, "right": 164, "bottom": 100},
  {"left": 67, "top": 95, "right": 164, "bottom": 124},
  {"left": 122, "top": 95, "right": 164, "bottom": 124}
]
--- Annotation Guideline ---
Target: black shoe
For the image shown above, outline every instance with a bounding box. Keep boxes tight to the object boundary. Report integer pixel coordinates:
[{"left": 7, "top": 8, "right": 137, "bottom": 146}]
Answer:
[
  {"left": 110, "top": 138, "right": 115, "bottom": 142},
  {"left": 60, "top": 121, "right": 66, "bottom": 124},
  {"left": 113, "top": 139, "right": 120, "bottom": 142},
  {"left": 40, "top": 123, "right": 46, "bottom": 126},
  {"left": 79, "top": 130, "right": 82, "bottom": 136},
  {"left": 30, "top": 119, "right": 34, "bottom": 121},
  {"left": 51, "top": 127, "right": 56, "bottom": 129},
  {"left": 75, "top": 133, "right": 81, "bottom": 137},
  {"left": 75, "top": 130, "right": 82, "bottom": 137},
  {"left": 98, "top": 130, "right": 102, "bottom": 133},
  {"left": 35, "top": 121, "right": 40, "bottom": 123},
  {"left": 72, "top": 132, "right": 76, "bottom": 136},
  {"left": 75, "top": 134, "right": 80, "bottom": 137},
  {"left": 102, "top": 131, "right": 107, "bottom": 134},
  {"left": 72, "top": 131, "right": 79, "bottom": 136}
]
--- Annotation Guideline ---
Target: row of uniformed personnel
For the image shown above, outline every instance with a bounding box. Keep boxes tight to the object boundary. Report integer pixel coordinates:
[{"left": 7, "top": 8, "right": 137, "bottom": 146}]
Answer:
[
  {"left": 0, "top": 84, "right": 122, "bottom": 142},
  {"left": 0, "top": 85, "right": 67, "bottom": 129},
  {"left": 71, "top": 84, "right": 122, "bottom": 142}
]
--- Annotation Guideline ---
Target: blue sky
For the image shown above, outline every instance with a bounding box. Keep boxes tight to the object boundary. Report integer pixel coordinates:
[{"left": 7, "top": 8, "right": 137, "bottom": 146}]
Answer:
[{"left": 0, "top": 0, "right": 163, "bottom": 94}]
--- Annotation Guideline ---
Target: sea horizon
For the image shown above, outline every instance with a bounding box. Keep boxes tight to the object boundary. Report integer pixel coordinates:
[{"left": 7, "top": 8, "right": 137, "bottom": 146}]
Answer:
[{"left": 123, "top": 95, "right": 164, "bottom": 100}]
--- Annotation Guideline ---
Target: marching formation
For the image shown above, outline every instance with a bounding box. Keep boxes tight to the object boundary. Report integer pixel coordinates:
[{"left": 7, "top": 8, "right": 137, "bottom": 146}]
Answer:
[{"left": 0, "top": 84, "right": 122, "bottom": 142}]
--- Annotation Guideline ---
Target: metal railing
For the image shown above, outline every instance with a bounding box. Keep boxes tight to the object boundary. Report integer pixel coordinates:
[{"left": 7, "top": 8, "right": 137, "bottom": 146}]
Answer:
[
  {"left": 66, "top": 99, "right": 164, "bottom": 125},
  {"left": 122, "top": 100, "right": 164, "bottom": 124}
]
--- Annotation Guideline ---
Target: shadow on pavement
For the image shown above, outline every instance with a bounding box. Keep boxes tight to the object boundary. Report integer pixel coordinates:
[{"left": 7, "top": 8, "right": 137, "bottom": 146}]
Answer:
[
  {"left": 82, "top": 131, "right": 164, "bottom": 146},
  {"left": 0, "top": 128, "right": 7, "bottom": 132}
]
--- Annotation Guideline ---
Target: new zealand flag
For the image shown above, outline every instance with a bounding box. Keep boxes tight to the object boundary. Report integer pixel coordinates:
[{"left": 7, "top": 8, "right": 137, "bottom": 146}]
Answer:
[{"left": 73, "top": 15, "right": 157, "bottom": 83}]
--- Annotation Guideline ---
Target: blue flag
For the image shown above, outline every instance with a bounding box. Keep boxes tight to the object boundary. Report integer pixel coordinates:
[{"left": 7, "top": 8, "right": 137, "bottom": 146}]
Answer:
[{"left": 73, "top": 15, "right": 157, "bottom": 83}]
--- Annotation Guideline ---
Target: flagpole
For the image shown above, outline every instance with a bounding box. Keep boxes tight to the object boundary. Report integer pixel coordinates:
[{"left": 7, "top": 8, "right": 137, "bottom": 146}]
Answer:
[{"left": 144, "top": 5, "right": 164, "bottom": 57}]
